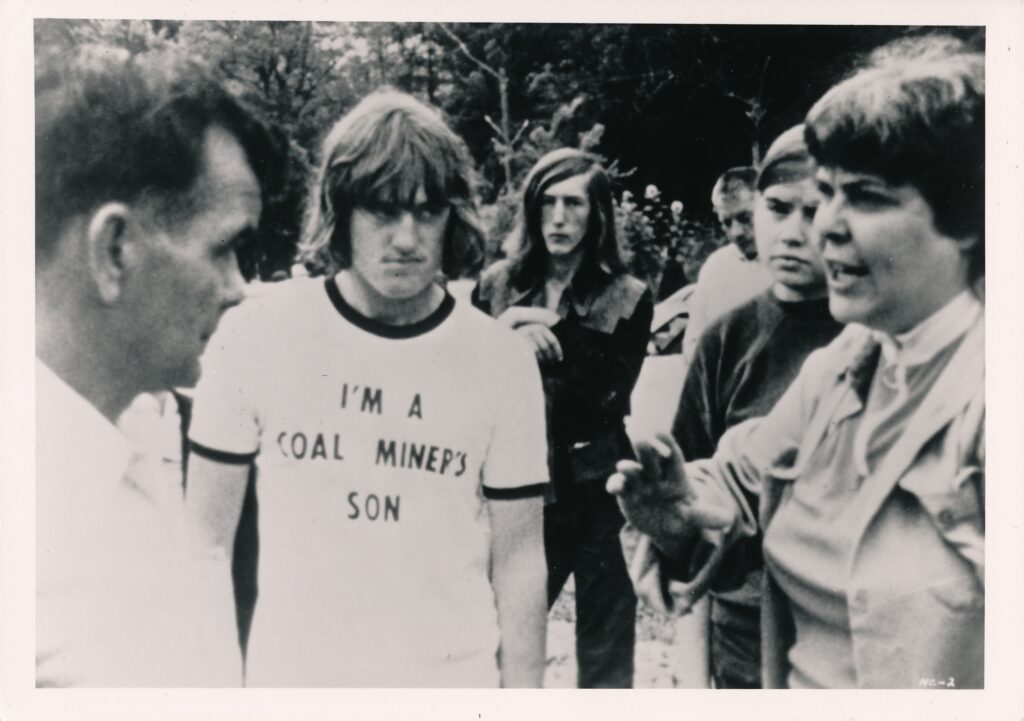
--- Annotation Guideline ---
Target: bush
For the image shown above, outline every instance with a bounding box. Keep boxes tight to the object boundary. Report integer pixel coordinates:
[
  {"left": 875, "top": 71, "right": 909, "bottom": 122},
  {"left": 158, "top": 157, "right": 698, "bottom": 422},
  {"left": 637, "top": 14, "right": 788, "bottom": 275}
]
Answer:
[
  {"left": 478, "top": 181, "right": 725, "bottom": 295},
  {"left": 617, "top": 185, "right": 724, "bottom": 299}
]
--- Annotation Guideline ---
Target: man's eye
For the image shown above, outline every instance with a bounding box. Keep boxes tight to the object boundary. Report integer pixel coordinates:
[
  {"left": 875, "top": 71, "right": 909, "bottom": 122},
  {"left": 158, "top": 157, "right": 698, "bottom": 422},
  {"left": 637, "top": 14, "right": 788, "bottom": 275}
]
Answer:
[
  {"left": 816, "top": 182, "right": 834, "bottom": 199},
  {"left": 370, "top": 206, "right": 401, "bottom": 221},
  {"left": 414, "top": 204, "right": 447, "bottom": 222},
  {"left": 766, "top": 202, "right": 791, "bottom": 217}
]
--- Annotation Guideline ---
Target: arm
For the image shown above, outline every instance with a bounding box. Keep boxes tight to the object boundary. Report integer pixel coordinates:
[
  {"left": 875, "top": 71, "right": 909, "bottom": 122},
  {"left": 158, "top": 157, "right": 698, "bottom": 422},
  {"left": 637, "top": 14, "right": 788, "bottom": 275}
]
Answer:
[
  {"left": 185, "top": 453, "right": 251, "bottom": 556},
  {"left": 179, "top": 301, "right": 262, "bottom": 684},
  {"left": 681, "top": 280, "right": 710, "bottom": 369},
  {"left": 488, "top": 495, "right": 547, "bottom": 687},
  {"left": 182, "top": 453, "right": 251, "bottom": 686},
  {"left": 671, "top": 321, "right": 724, "bottom": 463},
  {"left": 610, "top": 338, "right": 830, "bottom": 609}
]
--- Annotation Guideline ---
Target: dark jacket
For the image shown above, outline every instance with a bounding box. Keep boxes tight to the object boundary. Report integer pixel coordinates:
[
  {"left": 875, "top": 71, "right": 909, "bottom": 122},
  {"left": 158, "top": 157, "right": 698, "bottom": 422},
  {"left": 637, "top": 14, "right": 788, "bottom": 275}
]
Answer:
[{"left": 473, "top": 259, "right": 653, "bottom": 503}]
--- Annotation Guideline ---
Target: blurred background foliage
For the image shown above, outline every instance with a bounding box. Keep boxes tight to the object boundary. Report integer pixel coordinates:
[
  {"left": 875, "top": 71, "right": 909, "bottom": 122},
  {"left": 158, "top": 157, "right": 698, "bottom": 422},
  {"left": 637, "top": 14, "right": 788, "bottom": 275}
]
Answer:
[{"left": 35, "top": 20, "right": 983, "bottom": 294}]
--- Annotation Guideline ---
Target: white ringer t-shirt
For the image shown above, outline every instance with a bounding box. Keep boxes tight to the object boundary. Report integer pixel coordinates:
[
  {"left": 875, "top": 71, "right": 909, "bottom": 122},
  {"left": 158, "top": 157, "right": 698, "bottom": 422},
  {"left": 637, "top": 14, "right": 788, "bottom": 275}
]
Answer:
[{"left": 188, "top": 277, "right": 549, "bottom": 687}]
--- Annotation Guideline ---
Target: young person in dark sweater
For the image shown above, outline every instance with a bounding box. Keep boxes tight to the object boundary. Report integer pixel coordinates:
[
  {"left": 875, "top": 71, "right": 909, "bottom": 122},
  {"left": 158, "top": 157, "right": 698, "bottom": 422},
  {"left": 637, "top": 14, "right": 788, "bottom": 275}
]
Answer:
[{"left": 672, "top": 125, "right": 843, "bottom": 688}]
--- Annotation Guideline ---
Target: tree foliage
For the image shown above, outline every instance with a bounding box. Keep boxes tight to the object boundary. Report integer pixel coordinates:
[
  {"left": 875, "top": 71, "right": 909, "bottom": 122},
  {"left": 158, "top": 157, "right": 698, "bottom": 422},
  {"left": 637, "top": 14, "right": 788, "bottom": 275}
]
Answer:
[{"left": 35, "top": 19, "right": 983, "bottom": 282}]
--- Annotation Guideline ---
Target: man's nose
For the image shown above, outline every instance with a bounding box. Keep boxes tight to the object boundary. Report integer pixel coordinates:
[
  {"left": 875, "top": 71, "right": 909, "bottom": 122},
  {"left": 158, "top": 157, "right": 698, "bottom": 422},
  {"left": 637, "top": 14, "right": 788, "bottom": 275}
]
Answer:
[
  {"left": 550, "top": 200, "right": 566, "bottom": 224},
  {"left": 780, "top": 212, "right": 810, "bottom": 247},
  {"left": 390, "top": 212, "right": 420, "bottom": 251},
  {"left": 222, "top": 255, "right": 247, "bottom": 309}
]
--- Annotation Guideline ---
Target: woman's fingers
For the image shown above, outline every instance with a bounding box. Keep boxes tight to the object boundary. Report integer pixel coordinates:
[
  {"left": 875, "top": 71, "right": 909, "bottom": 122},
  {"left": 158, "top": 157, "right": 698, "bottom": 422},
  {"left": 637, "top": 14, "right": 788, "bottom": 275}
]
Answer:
[
  {"left": 633, "top": 435, "right": 691, "bottom": 499},
  {"left": 611, "top": 434, "right": 732, "bottom": 536}
]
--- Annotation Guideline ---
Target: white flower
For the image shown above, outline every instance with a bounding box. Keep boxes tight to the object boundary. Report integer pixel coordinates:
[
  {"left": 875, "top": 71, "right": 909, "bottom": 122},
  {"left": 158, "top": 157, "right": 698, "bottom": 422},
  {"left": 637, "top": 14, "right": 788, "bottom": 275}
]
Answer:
[
  {"left": 644, "top": 184, "right": 660, "bottom": 200},
  {"left": 622, "top": 190, "right": 634, "bottom": 202},
  {"left": 670, "top": 200, "right": 684, "bottom": 216}
]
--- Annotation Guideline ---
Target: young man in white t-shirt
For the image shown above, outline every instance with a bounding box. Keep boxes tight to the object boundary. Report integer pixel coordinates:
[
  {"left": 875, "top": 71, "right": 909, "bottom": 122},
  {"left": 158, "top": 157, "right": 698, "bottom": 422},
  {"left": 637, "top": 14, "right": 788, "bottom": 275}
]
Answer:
[{"left": 185, "top": 89, "right": 549, "bottom": 687}]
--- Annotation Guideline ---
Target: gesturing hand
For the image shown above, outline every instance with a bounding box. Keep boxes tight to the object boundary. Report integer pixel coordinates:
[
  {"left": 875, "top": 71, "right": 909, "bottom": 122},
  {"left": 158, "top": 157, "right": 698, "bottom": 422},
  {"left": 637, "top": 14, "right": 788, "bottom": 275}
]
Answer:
[{"left": 606, "top": 433, "right": 734, "bottom": 544}]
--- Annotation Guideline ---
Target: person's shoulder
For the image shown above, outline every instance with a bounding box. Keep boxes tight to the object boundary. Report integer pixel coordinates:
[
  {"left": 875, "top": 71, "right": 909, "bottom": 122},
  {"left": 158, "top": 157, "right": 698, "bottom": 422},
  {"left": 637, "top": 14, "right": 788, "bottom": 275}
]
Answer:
[
  {"left": 222, "top": 277, "right": 324, "bottom": 336},
  {"left": 694, "top": 291, "right": 763, "bottom": 358},
  {"left": 593, "top": 271, "right": 650, "bottom": 318},
  {"left": 477, "top": 258, "right": 514, "bottom": 291},
  {"left": 451, "top": 297, "right": 521, "bottom": 342},
  {"left": 717, "top": 289, "right": 771, "bottom": 325},
  {"left": 698, "top": 244, "right": 737, "bottom": 275},
  {"left": 612, "top": 271, "right": 649, "bottom": 298},
  {"left": 450, "top": 298, "right": 538, "bottom": 362}
]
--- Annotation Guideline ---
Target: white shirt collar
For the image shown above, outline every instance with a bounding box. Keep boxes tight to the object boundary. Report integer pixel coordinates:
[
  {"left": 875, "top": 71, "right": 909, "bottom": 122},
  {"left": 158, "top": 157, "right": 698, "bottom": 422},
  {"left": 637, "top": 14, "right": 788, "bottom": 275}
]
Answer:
[
  {"left": 872, "top": 291, "right": 982, "bottom": 369},
  {"left": 36, "top": 358, "right": 132, "bottom": 494}
]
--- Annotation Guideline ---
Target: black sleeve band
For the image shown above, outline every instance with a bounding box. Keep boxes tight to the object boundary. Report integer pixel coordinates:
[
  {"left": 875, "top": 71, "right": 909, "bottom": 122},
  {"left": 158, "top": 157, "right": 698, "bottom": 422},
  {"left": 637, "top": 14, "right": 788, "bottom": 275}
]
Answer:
[
  {"left": 482, "top": 483, "right": 547, "bottom": 500},
  {"left": 188, "top": 440, "right": 258, "bottom": 466}
]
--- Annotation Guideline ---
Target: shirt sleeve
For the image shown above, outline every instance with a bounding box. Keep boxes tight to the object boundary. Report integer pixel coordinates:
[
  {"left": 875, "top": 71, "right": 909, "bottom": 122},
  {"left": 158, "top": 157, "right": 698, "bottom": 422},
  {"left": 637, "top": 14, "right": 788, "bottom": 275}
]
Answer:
[
  {"left": 652, "top": 341, "right": 832, "bottom": 595},
  {"left": 681, "top": 270, "right": 711, "bottom": 369},
  {"left": 672, "top": 317, "right": 724, "bottom": 463},
  {"left": 187, "top": 305, "right": 261, "bottom": 462},
  {"left": 481, "top": 332, "right": 550, "bottom": 499}
]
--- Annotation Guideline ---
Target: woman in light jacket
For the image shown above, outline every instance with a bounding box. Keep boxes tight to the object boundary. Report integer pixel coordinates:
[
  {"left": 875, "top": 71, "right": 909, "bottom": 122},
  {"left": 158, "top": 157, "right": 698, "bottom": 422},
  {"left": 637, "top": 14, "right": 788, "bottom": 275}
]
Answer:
[{"left": 609, "top": 36, "right": 984, "bottom": 689}]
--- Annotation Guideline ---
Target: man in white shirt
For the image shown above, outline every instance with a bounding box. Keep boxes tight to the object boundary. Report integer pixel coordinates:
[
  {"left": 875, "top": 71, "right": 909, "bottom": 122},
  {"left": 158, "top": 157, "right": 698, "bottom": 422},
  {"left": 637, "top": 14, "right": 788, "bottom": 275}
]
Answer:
[
  {"left": 185, "top": 90, "right": 549, "bottom": 687},
  {"left": 681, "top": 167, "right": 771, "bottom": 367},
  {"left": 35, "top": 46, "right": 276, "bottom": 686}
]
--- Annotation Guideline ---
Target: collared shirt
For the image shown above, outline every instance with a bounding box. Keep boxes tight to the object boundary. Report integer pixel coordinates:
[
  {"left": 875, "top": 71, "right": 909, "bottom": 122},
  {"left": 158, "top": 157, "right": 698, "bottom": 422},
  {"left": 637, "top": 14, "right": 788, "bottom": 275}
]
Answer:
[
  {"left": 682, "top": 245, "right": 771, "bottom": 368},
  {"left": 855, "top": 291, "right": 983, "bottom": 475},
  {"left": 36, "top": 361, "right": 231, "bottom": 687},
  {"left": 758, "top": 292, "right": 983, "bottom": 688}
]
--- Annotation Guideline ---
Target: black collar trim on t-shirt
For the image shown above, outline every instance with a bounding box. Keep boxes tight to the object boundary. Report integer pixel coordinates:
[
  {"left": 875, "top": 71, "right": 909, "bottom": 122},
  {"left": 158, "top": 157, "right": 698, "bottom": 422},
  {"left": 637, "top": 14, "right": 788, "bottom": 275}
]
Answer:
[{"left": 324, "top": 276, "right": 455, "bottom": 339}]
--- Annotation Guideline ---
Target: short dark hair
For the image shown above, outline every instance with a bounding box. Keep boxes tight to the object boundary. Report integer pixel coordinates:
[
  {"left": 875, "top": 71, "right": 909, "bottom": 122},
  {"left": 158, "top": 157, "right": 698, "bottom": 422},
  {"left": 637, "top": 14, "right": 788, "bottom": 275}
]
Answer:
[
  {"left": 299, "top": 88, "right": 484, "bottom": 278},
  {"left": 710, "top": 166, "right": 757, "bottom": 209},
  {"left": 35, "top": 45, "right": 278, "bottom": 261},
  {"left": 503, "top": 148, "right": 625, "bottom": 288},
  {"left": 805, "top": 35, "right": 984, "bottom": 278}
]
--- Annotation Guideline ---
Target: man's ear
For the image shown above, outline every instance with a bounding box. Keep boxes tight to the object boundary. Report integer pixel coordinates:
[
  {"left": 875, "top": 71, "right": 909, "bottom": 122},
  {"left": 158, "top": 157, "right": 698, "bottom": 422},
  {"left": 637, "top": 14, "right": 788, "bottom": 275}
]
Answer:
[{"left": 84, "top": 202, "right": 137, "bottom": 304}]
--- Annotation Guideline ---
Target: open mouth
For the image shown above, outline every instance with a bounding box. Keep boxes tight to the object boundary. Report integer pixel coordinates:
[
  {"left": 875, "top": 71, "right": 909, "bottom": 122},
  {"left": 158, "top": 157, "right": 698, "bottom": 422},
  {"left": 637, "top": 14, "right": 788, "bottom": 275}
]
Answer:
[{"left": 825, "top": 259, "right": 869, "bottom": 284}]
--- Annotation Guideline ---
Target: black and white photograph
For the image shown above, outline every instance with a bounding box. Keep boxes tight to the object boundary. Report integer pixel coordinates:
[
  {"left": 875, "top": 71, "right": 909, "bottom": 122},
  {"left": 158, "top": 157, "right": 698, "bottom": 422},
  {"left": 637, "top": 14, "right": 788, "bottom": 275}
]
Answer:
[{"left": 3, "top": 1, "right": 1023, "bottom": 719}]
